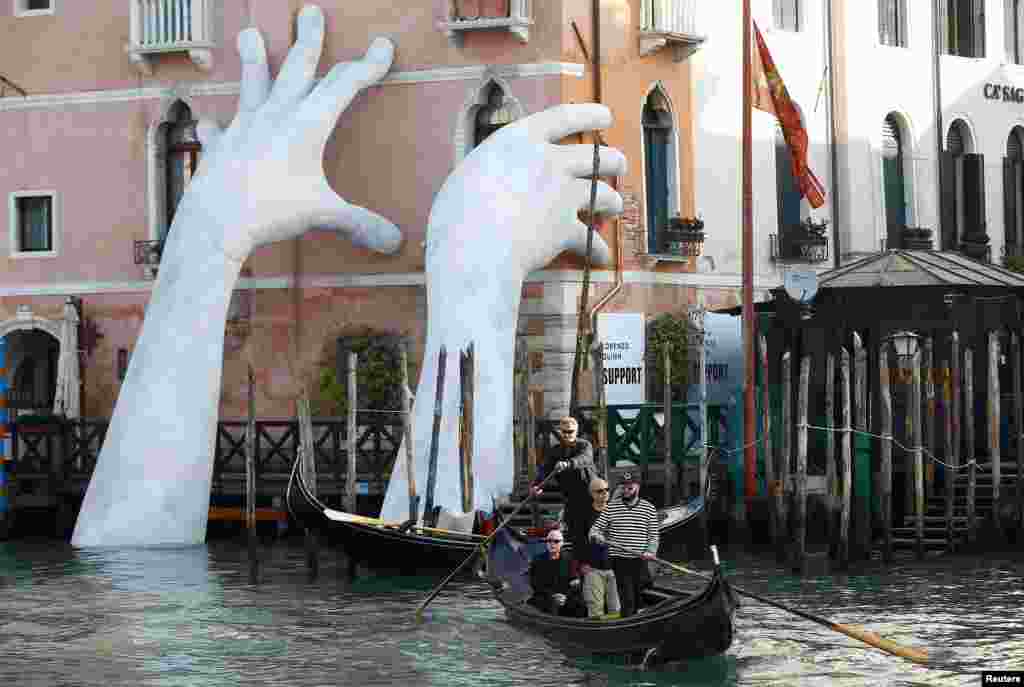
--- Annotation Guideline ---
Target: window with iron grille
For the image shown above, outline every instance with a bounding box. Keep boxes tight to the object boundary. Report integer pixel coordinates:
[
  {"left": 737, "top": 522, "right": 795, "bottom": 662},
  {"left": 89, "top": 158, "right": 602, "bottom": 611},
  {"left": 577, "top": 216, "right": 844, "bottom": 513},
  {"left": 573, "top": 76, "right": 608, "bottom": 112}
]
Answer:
[
  {"left": 878, "top": 0, "right": 908, "bottom": 47},
  {"left": 773, "top": 0, "right": 800, "bottom": 32}
]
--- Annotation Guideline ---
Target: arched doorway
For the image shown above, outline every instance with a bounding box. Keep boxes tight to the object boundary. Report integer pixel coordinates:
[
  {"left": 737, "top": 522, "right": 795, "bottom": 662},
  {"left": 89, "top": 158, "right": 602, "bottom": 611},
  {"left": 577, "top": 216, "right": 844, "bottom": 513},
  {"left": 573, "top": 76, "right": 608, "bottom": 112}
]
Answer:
[{"left": 0, "top": 300, "right": 80, "bottom": 419}]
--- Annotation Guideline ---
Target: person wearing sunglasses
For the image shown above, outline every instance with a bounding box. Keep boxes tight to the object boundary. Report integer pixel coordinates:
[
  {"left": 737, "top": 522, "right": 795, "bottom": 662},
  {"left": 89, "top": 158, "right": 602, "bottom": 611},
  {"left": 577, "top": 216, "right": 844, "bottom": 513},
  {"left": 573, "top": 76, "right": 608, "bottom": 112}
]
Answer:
[
  {"left": 527, "top": 529, "right": 585, "bottom": 617},
  {"left": 577, "top": 477, "right": 621, "bottom": 618},
  {"left": 530, "top": 416, "right": 596, "bottom": 557},
  {"left": 589, "top": 472, "right": 659, "bottom": 617}
]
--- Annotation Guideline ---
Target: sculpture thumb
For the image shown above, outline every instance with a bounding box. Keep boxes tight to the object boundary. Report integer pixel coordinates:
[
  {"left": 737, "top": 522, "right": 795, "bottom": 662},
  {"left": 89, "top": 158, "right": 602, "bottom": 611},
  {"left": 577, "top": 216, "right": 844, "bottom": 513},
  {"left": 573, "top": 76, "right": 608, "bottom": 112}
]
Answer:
[{"left": 312, "top": 188, "right": 403, "bottom": 255}]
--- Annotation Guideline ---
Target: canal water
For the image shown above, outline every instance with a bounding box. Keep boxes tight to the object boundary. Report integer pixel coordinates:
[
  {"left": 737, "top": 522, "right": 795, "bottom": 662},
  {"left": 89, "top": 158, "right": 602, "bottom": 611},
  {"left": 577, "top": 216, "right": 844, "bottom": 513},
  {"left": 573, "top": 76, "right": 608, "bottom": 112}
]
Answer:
[{"left": 0, "top": 538, "right": 1020, "bottom": 686}]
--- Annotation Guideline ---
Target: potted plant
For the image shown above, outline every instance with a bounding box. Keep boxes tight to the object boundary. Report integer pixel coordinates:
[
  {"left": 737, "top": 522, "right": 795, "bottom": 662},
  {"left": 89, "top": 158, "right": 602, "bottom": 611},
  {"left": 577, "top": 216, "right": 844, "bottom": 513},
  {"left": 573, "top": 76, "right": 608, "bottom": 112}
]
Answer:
[
  {"left": 661, "top": 215, "right": 705, "bottom": 256},
  {"left": 960, "top": 225, "right": 990, "bottom": 261},
  {"left": 900, "top": 226, "right": 933, "bottom": 250}
]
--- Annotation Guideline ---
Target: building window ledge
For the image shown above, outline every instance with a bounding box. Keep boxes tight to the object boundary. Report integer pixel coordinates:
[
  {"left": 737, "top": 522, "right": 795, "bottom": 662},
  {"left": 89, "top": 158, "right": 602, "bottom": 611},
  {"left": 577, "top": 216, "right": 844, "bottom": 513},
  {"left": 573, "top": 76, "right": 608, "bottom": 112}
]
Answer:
[
  {"left": 126, "top": 42, "right": 214, "bottom": 75},
  {"left": 639, "top": 31, "right": 705, "bottom": 61},
  {"left": 127, "top": 0, "right": 215, "bottom": 75}
]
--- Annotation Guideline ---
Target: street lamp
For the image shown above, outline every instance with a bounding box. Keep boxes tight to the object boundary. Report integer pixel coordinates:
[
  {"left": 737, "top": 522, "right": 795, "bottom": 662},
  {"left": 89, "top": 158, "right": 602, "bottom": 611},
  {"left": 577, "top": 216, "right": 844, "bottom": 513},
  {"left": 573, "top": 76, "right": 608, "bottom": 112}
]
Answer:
[{"left": 888, "top": 330, "right": 920, "bottom": 363}]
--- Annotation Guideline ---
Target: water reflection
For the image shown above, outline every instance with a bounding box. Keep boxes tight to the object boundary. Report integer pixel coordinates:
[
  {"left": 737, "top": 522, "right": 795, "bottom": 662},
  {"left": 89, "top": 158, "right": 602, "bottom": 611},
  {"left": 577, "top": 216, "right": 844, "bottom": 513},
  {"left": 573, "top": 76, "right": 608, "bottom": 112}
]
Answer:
[{"left": 0, "top": 539, "right": 1019, "bottom": 686}]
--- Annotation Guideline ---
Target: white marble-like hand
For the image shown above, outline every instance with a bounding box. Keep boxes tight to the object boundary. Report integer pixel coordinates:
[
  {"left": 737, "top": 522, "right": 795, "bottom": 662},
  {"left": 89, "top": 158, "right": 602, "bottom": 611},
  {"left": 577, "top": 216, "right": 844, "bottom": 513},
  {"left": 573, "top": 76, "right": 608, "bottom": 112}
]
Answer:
[
  {"left": 73, "top": 5, "right": 400, "bottom": 547},
  {"left": 380, "top": 105, "right": 626, "bottom": 521}
]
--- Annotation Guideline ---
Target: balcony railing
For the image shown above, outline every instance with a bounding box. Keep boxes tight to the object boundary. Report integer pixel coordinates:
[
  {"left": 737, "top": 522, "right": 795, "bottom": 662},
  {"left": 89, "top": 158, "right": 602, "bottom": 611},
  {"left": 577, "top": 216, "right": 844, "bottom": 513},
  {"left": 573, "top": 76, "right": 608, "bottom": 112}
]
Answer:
[
  {"left": 439, "top": 0, "right": 533, "bottom": 44},
  {"left": 640, "top": 0, "right": 705, "bottom": 59},
  {"left": 134, "top": 238, "right": 164, "bottom": 279},
  {"left": 127, "top": 0, "right": 214, "bottom": 75}
]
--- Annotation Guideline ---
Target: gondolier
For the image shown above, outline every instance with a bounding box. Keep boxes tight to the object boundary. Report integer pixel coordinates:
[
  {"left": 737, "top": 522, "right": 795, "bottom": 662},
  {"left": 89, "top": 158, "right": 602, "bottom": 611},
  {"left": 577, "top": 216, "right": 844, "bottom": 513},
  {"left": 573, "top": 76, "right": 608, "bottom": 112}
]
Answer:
[
  {"left": 531, "top": 416, "right": 596, "bottom": 554},
  {"left": 589, "top": 472, "right": 659, "bottom": 617}
]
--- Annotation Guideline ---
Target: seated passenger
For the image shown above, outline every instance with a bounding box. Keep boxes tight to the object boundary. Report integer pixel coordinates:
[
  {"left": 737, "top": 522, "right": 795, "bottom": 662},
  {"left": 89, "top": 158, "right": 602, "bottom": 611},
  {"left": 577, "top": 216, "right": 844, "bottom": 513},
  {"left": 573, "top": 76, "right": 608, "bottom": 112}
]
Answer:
[{"left": 527, "top": 529, "right": 585, "bottom": 617}]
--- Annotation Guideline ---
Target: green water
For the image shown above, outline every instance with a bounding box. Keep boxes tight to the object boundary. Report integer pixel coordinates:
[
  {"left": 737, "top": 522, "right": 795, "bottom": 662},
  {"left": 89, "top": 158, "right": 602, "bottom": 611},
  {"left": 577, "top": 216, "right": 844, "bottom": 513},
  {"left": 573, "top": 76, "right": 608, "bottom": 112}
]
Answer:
[{"left": 0, "top": 539, "right": 1020, "bottom": 686}]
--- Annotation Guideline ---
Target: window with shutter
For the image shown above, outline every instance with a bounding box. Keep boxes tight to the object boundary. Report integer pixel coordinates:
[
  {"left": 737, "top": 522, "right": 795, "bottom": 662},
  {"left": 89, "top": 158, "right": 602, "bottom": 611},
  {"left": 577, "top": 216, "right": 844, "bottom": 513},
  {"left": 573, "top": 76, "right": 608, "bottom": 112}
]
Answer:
[
  {"left": 883, "top": 115, "right": 907, "bottom": 246},
  {"left": 1008, "top": 0, "right": 1024, "bottom": 63},
  {"left": 774, "top": 0, "right": 799, "bottom": 31},
  {"left": 776, "top": 130, "right": 802, "bottom": 237},
  {"left": 879, "top": 0, "right": 906, "bottom": 47}
]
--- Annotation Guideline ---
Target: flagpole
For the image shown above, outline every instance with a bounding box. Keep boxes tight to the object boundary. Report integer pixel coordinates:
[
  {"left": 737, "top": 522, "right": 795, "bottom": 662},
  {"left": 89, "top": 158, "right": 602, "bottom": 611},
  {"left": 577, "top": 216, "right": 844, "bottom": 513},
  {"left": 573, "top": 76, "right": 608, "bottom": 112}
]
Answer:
[{"left": 741, "top": 0, "right": 757, "bottom": 521}]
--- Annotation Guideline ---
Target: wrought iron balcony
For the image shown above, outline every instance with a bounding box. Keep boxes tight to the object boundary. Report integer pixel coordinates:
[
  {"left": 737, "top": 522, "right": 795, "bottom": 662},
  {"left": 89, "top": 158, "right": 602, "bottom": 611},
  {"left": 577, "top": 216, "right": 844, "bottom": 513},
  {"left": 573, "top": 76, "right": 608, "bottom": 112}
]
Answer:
[
  {"left": 770, "top": 219, "right": 830, "bottom": 264},
  {"left": 639, "top": 0, "right": 706, "bottom": 60},
  {"left": 127, "top": 0, "right": 214, "bottom": 75},
  {"left": 658, "top": 216, "right": 705, "bottom": 257},
  {"left": 439, "top": 0, "right": 533, "bottom": 44}
]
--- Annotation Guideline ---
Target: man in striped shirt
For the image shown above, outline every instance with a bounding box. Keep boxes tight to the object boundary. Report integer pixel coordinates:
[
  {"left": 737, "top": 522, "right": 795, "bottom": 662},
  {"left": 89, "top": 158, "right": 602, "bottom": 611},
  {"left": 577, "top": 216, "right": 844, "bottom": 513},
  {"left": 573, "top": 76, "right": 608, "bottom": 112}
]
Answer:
[{"left": 588, "top": 471, "right": 659, "bottom": 617}]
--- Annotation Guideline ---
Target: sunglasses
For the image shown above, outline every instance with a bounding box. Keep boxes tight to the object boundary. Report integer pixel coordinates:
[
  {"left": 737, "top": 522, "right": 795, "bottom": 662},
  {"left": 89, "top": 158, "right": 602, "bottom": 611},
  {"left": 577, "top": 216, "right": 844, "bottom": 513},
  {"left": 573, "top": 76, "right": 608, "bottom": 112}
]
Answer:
[
  {"left": 591, "top": 488, "right": 609, "bottom": 494},
  {"left": 545, "top": 538, "right": 563, "bottom": 544}
]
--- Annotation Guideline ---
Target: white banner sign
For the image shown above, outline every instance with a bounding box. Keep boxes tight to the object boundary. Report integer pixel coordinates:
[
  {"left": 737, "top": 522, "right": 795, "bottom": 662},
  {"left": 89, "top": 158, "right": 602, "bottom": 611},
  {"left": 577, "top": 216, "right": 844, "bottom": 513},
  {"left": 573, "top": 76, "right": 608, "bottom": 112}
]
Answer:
[{"left": 597, "top": 312, "right": 646, "bottom": 406}]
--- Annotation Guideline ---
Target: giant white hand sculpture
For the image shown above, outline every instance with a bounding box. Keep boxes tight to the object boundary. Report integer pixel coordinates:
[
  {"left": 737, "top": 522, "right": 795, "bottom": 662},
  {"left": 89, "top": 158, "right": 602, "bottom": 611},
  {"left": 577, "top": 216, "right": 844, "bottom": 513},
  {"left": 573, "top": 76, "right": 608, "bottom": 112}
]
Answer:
[
  {"left": 380, "top": 106, "right": 627, "bottom": 520},
  {"left": 72, "top": 6, "right": 401, "bottom": 547}
]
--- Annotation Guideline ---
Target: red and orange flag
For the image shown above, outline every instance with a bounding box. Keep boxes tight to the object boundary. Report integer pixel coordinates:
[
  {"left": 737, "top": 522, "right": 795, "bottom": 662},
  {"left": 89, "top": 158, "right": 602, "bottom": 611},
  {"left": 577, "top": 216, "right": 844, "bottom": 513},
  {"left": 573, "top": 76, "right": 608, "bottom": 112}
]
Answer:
[{"left": 752, "top": 22, "right": 826, "bottom": 208}]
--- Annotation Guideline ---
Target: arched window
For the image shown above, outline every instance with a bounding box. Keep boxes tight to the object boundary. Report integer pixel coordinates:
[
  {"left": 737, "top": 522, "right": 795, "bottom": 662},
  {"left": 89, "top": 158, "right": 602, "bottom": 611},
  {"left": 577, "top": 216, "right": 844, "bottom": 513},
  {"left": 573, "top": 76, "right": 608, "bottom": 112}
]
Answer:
[
  {"left": 474, "top": 83, "right": 515, "bottom": 147},
  {"left": 1005, "top": 127, "right": 1024, "bottom": 257},
  {"left": 883, "top": 113, "right": 908, "bottom": 248},
  {"left": 940, "top": 119, "right": 986, "bottom": 253},
  {"left": 643, "top": 87, "right": 678, "bottom": 252},
  {"left": 164, "top": 101, "right": 201, "bottom": 236},
  {"left": 776, "top": 127, "right": 802, "bottom": 235}
]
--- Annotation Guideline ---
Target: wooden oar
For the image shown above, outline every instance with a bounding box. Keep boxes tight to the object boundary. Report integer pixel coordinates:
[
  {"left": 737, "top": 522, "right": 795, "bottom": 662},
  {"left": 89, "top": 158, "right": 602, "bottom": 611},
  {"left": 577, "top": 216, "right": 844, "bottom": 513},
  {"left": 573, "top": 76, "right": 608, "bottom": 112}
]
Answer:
[
  {"left": 323, "top": 510, "right": 487, "bottom": 540},
  {"left": 415, "top": 470, "right": 560, "bottom": 620},
  {"left": 653, "top": 554, "right": 929, "bottom": 665}
]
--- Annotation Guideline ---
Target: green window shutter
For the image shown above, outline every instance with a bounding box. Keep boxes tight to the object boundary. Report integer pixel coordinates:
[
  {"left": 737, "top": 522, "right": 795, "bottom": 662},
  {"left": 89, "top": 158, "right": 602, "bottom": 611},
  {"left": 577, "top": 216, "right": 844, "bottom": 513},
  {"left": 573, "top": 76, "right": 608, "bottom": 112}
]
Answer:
[
  {"left": 776, "top": 138, "right": 801, "bottom": 232},
  {"left": 940, "top": 151, "right": 958, "bottom": 249},
  {"left": 1004, "top": 157, "right": 1019, "bottom": 248},
  {"left": 963, "top": 153, "right": 986, "bottom": 237}
]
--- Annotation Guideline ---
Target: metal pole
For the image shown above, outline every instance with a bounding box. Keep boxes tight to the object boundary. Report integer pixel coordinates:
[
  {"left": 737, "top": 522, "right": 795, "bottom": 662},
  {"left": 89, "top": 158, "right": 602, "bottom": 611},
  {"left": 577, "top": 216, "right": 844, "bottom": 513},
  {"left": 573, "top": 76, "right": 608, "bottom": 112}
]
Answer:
[{"left": 741, "top": 0, "right": 757, "bottom": 525}]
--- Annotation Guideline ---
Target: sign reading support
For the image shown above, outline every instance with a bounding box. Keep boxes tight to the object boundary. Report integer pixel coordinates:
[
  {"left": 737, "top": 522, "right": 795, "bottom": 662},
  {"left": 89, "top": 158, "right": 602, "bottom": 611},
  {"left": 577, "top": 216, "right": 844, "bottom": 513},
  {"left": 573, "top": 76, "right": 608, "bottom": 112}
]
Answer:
[{"left": 597, "top": 312, "right": 646, "bottom": 406}]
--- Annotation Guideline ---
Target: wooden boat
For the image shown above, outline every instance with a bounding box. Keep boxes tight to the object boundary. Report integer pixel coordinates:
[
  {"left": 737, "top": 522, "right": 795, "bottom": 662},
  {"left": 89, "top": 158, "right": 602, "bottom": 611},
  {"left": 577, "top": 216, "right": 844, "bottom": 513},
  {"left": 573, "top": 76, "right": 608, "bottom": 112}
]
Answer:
[
  {"left": 285, "top": 457, "right": 486, "bottom": 573},
  {"left": 486, "top": 528, "right": 738, "bottom": 666},
  {"left": 286, "top": 455, "right": 709, "bottom": 574}
]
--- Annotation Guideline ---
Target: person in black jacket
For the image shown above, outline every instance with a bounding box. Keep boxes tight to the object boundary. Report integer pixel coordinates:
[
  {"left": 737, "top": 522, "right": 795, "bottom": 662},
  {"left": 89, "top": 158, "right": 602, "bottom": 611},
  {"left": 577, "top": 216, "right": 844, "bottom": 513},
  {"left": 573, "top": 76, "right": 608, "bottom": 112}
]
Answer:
[
  {"left": 531, "top": 416, "right": 596, "bottom": 554},
  {"left": 527, "top": 529, "right": 585, "bottom": 616}
]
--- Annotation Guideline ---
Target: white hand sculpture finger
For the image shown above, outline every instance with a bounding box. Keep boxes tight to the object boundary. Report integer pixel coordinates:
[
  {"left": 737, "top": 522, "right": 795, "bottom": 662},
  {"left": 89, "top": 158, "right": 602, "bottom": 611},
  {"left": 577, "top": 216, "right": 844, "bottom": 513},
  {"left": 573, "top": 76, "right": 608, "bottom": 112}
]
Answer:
[
  {"left": 72, "top": 6, "right": 399, "bottom": 548},
  {"left": 380, "top": 104, "right": 626, "bottom": 522}
]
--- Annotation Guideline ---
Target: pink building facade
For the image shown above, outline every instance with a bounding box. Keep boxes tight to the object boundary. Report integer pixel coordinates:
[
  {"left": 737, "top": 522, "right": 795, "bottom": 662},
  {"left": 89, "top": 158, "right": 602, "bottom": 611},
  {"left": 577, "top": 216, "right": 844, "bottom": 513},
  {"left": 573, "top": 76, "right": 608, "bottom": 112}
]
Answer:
[{"left": 0, "top": 0, "right": 738, "bottom": 427}]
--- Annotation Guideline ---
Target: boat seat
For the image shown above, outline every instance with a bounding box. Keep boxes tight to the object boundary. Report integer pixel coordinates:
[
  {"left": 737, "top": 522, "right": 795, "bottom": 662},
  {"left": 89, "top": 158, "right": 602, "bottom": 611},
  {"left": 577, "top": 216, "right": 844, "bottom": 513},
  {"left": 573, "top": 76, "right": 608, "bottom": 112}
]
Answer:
[{"left": 435, "top": 508, "right": 477, "bottom": 534}]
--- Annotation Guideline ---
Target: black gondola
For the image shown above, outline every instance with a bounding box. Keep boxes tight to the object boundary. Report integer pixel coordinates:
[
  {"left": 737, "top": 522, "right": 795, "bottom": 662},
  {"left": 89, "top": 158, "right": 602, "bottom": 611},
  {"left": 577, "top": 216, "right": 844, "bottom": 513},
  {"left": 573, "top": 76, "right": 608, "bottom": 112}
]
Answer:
[
  {"left": 487, "top": 529, "right": 738, "bottom": 666},
  {"left": 285, "top": 456, "right": 709, "bottom": 574}
]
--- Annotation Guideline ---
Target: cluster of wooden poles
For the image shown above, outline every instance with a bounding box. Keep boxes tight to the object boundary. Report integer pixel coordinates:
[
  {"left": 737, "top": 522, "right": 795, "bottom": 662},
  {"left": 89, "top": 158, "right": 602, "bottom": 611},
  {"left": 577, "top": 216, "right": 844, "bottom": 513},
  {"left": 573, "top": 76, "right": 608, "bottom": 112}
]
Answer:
[{"left": 763, "top": 326, "right": 1024, "bottom": 571}]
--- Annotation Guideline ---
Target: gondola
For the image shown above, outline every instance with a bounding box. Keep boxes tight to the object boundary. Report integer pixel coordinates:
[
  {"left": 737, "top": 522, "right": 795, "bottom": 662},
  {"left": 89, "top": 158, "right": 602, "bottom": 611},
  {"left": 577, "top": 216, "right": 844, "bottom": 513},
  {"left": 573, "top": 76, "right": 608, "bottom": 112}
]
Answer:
[
  {"left": 487, "top": 528, "right": 738, "bottom": 666},
  {"left": 285, "top": 455, "right": 710, "bottom": 574},
  {"left": 285, "top": 456, "right": 485, "bottom": 573}
]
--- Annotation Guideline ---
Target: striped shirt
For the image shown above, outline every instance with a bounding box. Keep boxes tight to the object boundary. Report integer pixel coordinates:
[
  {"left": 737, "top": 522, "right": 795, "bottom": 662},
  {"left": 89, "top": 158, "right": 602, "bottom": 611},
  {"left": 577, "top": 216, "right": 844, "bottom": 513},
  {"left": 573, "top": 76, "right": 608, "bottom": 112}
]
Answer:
[{"left": 588, "top": 496, "right": 659, "bottom": 559}]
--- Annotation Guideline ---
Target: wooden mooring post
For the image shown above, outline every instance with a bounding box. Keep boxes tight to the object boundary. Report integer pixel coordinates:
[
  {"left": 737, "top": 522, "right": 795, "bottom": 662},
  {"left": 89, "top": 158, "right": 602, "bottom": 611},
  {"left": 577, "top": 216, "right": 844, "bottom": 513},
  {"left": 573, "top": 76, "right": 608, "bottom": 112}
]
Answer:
[
  {"left": 839, "top": 347, "right": 852, "bottom": 569},
  {"left": 591, "top": 341, "right": 608, "bottom": 480},
  {"left": 853, "top": 332, "right": 869, "bottom": 558},
  {"left": 911, "top": 346, "right": 924, "bottom": 560},
  {"left": 345, "top": 351, "right": 358, "bottom": 515},
  {"left": 825, "top": 351, "right": 836, "bottom": 544},
  {"left": 298, "top": 390, "right": 318, "bottom": 580},
  {"left": 948, "top": 332, "right": 960, "bottom": 553},
  {"left": 459, "top": 344, "right": 475, "bottom": 513},
  {"left": 760, "top": 334, "right": 776, "bottom": 549},
  {"left": 965, "top": 347, "right": 976, "bottom": 544},
  {"left": 424, "top": 346, "right": 447, "bottom": 527},
  {"left": 987, "top": 330, "right": 1001, "bottom": 539},
  {"left": 400, "top": 343, "right": 419, "bottom": 522},
  {"left": 793, "top": 354, "right": 810, "bottom": 573},
  {"left": 1015, "top": 331, "right": 1024, "bottom": 528},
  {"left": 924, "top": 337, "right": 935, "bottom": 499},
  {"left": 879, "top": 340, "right": 894, "bottom": 564},
  {"left": 246, "top": 363, "right": 258, "bottom": 584},
  {"left": 663, "top": 344, "right": 674, "bottom": 509},
  {"left": 778, "top": 351, "right": 792, "bottom": 564}
]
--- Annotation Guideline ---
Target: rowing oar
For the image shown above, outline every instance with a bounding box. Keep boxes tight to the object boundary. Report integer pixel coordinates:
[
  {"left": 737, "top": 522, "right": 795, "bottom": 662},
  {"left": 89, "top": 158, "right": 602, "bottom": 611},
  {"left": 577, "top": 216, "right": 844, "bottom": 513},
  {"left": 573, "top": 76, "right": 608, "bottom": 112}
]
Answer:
[
  {"left": 414, "top": 469, "right": 559, "bottom": 620},
  {"left": 654, "top": 552, "right": 927, "bottom": 664}
]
